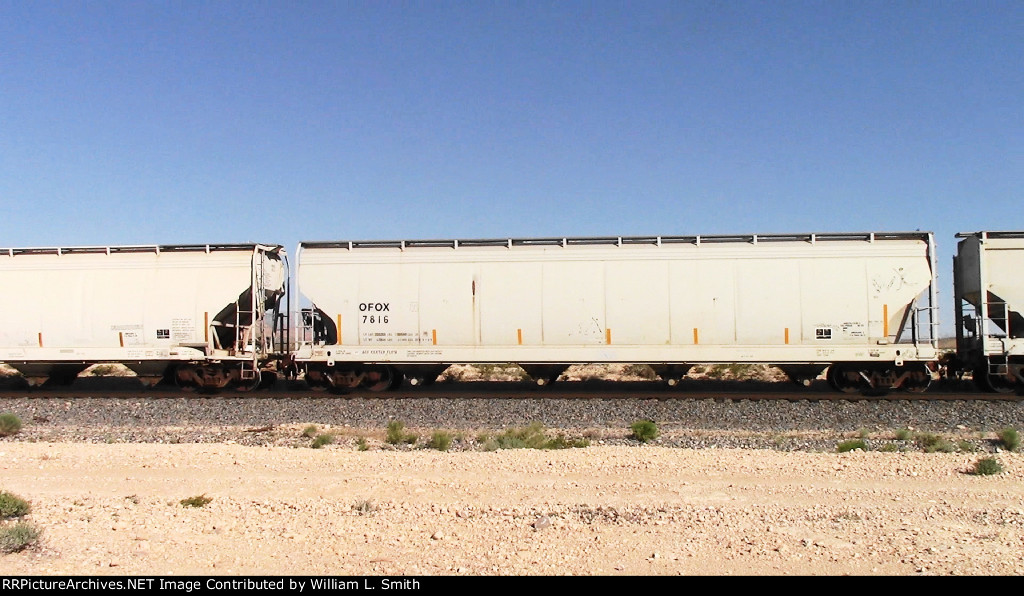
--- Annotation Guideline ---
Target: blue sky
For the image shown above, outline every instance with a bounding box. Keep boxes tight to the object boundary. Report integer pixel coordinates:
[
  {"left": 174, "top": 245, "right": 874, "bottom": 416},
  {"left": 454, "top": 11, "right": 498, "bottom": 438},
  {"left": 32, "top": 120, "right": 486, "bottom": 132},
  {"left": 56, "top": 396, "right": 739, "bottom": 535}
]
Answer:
[{"left": 1, "top": 1, "right": 1020, "bottom": 286}]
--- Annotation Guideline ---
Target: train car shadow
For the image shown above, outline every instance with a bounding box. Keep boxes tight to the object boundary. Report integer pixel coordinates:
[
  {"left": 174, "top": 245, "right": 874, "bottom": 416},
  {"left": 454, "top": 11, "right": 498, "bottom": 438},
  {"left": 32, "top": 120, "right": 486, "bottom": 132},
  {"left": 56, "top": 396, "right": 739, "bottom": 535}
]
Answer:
[{"left": 0, "top": 373, "right": 996, "bottom": 398}]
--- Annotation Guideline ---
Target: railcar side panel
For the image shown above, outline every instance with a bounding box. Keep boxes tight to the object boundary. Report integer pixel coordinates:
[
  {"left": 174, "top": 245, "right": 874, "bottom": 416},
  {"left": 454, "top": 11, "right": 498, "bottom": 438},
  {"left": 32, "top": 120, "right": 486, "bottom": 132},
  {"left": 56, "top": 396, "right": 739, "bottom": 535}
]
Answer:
[
  {"left": 296, "top": 234, "right": 938, "bottom": 390},
  {"left": 478, "top": 262, "right": 542, "bottom": 346},
  {"left": 605, "top": 260, "right": 670, "bottom": 346}
]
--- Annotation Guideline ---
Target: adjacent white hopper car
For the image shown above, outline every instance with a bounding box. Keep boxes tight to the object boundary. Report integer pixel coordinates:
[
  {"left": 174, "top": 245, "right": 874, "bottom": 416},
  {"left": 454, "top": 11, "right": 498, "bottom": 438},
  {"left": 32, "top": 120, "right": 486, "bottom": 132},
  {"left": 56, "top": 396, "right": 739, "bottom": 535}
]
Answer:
[
  {"left": 0, "top": 244, "right": 287, "bottom": 390},
  {"left": 295, "top": 232, "right": 940, "bottom": 393},
  {"left": 7, "top": 230, "right": 1021, "bottom": 395},
  {"left": 954, "top": 231, "right": 1024, "bottom": 392}
]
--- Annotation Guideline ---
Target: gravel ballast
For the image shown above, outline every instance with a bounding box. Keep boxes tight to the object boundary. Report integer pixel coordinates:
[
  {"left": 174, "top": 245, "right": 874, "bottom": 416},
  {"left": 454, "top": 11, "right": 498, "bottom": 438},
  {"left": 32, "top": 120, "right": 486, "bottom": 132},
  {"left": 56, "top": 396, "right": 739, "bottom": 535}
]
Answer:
[{"left": 1, "top": 392, "right": 1023, "bottom": 450}]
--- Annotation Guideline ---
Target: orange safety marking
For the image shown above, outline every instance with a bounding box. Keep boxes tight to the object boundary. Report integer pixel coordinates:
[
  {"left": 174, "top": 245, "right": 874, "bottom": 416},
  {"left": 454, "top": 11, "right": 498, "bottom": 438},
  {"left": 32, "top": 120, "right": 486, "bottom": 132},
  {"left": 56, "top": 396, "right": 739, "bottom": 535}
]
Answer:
[
  {"left": 785, "top": 327, "right": 790, "bottom": 344},
  {"left": 432, "top": 329, "right": 438, "bottom": 345},
  {"left": 119, "top": 332, "right": 124, "bottom": 348},
  {"left": 337, "top": 314, "right": 343, "bottom": 345},
  {"left": 883, "top": 304, "right": 889, "bottom": 337},
  {"left": 38, "top": 332, "right": 42, "bottom": 348},
  {"left": 517, "top": 328, "right": 523, "bottom": 345},
  {"left": 606, "top": 328, "right": 612, "bottom": 345},
  {"left": 693, "top": 328, "right": 699, "bottom": 345}
]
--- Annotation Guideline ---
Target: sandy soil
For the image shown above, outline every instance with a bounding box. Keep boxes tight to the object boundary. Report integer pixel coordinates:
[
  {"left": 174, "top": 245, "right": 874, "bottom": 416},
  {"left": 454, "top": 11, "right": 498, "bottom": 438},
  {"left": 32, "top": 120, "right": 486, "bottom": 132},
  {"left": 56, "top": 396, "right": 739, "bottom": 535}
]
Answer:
[{"left": 1, "top": 442, "right": 1023, "bottom": 576}]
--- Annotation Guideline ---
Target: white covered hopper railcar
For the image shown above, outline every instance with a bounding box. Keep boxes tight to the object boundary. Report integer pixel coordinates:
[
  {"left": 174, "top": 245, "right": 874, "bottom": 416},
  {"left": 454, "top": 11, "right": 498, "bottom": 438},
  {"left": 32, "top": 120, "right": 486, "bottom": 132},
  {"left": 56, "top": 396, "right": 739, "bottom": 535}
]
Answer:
[
  {"left": 294, "top": 232, "right": 939, "bottom": 393},
  {"left": 0, "top": 244, "right": 287, "bottom": 390},
  {"left": 954, "top": 231, "right": 1024, "bottom": 392}
]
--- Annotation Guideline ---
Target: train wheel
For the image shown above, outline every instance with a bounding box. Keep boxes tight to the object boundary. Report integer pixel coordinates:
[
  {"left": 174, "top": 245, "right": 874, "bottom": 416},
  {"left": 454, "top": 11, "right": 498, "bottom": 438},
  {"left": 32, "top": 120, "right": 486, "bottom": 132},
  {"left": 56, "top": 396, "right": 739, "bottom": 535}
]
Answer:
[
  {"left": 170, "top": 365, "right": 198, "bottom": 392},
  {"left": 321, "top": 367, "right": 361, "bottom": 393},
  {"left": 902, "top": 364, "right": 933, "bottom": 393},
  {"left": 361, "top": 365, "right": 396, "bottom": 392},
  {"left": 826, "top": 365, "right": 861, "bottom": 394},
  {"left": 305, "top": 371, "right": 351, "bottom": 395},
  {"left": 974, "top": 367, "right": 1016, "bottom": 394},
  {"left": 303, "top": 370, "right": 327, "bottom": 391},
  {"left": 235, "top": 371, "right": 263, "bottom": 392}
]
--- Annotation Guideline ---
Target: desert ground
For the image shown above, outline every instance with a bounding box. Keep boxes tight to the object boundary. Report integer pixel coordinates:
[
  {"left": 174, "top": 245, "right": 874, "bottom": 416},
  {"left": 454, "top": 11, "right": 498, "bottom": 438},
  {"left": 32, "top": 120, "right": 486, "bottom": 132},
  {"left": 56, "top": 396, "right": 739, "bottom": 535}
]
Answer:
[{"left": 1, "top": 440, "right": 1023, "bottom": 576}]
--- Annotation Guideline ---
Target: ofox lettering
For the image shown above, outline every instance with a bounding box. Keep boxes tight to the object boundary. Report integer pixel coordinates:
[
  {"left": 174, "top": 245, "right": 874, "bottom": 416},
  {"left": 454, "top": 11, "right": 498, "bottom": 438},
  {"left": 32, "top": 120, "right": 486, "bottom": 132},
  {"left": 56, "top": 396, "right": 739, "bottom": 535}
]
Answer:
[{"left": 359, "top": 302, "right": 390, "bottom": 312}]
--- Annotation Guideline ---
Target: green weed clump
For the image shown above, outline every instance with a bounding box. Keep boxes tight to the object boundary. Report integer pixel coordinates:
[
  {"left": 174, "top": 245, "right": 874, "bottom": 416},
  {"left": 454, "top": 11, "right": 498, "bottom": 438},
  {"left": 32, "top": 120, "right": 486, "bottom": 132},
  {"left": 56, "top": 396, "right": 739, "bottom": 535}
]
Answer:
[
  {"left": 180, "top": 495, "right": 213, "bottom": 508},
  {"left": 356, "top": 437, "right": 369, "bottom": 451},
  {"left": 998, "top": 427, "right": 1020, "bottom": 452},
  {"left": 386, "top": 421, "right": 418, "bottom": 445},
  {"left": 0, "top": 413, "right": 22, "bottom": 437},
  {"left": 837, "top": 439, "right": 867, "bottom": 453},
  {"left": 301, "top": 425, "right": 318, "bottom": 438},
  {"left": 310, "top": 433, "right": 334, "bottom": 449},
  {"left": 894, "top": 428, "right": 913, "bottom": 441},
  {"left": 428, "top": 431, "right": 453, "bottom": 452},
  {"left": 0, "top": 522, "right": 40, "bottom": 554},
  {"left": 972, "top": 457, "right": 1004, "bottom": 476},
  {"left": 915, "top": 433, "right": 956, "bottom": 453},
  {"left": 485, "top": 423, "right": 589, "bottom": 451},
  {"left": 0, "top": 490, "right": 39, "bottom": 554},
  {"left": 630, "top": 420, "right": 659, "bottom": 443},
  {"left": 541, "top": 434, "right": 591, "bottom": 450},
  {"left": 0, "top": 492, "right": 30, "bottom": 520}
]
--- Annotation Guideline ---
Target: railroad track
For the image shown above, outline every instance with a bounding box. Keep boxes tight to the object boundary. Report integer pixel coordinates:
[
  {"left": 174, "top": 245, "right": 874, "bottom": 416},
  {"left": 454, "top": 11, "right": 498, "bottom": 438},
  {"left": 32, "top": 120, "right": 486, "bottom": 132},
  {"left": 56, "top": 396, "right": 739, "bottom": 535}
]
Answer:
[{"left": 0, "top": 377, "right": 1017, "bottom": 401}]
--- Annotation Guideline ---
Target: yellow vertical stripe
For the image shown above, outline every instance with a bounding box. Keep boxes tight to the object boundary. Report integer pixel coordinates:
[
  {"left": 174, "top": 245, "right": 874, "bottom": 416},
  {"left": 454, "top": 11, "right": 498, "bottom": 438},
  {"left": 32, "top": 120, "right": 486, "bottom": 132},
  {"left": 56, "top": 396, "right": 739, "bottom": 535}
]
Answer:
[
  {"left": 883, "top": 304, "right": 889, "bottom": 337},
  {"left": 204, "top": 312, "right": 209, "bottom": 344},
  {"left": 38, "top": 332, "right": 42, "bottom": 348},
  {"left": 337, "top": 314, "right": 343, "bottom": 345},
  {"left": 517, "top": 328, "right": 523, "bottom": 345},
  {"left": 432, "top": 329, "right": 437, "bottom": 345},
  {"left": 785, "top": 328, "right": 789, "bottom": 344},
  {"left": 693, "top": 328, "right": 699, "bottom": 345},
  {"left": 605, "top": 328, "right": 612, "bottom": 345}
]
